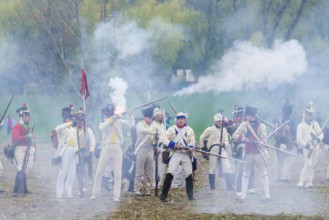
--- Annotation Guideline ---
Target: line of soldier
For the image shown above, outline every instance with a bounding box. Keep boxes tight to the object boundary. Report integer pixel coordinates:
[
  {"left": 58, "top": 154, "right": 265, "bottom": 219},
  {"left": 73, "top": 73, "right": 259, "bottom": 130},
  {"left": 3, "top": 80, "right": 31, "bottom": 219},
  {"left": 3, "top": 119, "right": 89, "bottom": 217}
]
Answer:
[{"left": 3, "top": 100, "right": 328, "bottom": 203}]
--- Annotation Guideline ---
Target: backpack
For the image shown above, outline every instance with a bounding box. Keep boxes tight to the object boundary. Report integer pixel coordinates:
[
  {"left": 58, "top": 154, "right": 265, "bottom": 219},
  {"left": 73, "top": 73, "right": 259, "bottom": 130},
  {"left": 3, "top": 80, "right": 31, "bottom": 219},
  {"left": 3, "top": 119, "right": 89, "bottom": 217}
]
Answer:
[{"left": 50, "top": 129, "right": 59, "bottom": 149}]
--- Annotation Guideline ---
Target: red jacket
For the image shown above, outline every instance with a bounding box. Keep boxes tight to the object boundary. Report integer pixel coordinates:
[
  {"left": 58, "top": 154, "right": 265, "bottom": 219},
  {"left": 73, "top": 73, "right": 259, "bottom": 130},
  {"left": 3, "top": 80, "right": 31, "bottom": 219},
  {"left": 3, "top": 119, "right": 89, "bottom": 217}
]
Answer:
[{"left": 12, "top": 123, "right": 31, "bottom": 146}]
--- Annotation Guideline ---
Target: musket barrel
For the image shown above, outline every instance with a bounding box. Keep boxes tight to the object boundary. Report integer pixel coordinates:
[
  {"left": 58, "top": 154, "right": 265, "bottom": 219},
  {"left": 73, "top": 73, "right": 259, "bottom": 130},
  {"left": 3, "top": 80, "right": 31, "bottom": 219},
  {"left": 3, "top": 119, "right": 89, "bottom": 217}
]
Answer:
[{"left": 128, "top": 96, "right": 168, "bottom": 112}]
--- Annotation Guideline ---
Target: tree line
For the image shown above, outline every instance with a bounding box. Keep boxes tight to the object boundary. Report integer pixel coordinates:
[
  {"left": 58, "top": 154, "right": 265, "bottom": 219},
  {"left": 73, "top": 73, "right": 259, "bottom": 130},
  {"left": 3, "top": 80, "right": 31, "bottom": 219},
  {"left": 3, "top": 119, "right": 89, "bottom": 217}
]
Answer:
[{"left": 0, "top": 0, "right": 328, "bottom": 98}]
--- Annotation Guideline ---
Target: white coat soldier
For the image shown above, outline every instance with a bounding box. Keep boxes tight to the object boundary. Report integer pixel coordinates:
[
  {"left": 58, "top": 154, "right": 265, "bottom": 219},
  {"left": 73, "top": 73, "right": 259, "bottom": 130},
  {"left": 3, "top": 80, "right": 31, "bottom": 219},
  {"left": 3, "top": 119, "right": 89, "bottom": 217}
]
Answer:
[
  {"left": 54, "top": 104, "right": 78, "bottom": 198},
  {"left": 12, "top": 103, "right": 36, "bottom": 194},
  {"left": 90, "top": 103, "right": 134, "bottom": 202},
  {"left": 273, "top": 101, "right": 296, "bottom": 182},
  {"left": 233, "top": 105, "right": 270, "bottom": 200},
  {"left": 160, "top": 112, "right": 196, "bottom": 202},
  {"left": 74, "top": 108, "right": 96, "bottom": 197},
  {"left": 151, "top": 108, "right": 166, "bottom": 188},
  {"left": 199, "top": 113, "right": 234, "bottom": 191},
  {"left": 134, "top": 105, "right": 157, "bottom": 196},
  {"left": 297, "top": 102, "right": 323, "bottom": 188}
]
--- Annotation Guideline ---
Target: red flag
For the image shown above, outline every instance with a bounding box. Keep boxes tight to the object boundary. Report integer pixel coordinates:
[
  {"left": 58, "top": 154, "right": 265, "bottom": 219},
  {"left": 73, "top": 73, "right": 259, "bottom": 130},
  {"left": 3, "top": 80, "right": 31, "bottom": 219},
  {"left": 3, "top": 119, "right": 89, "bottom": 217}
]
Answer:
[{"left": 80, "top": 68, "right": 90, "bottom": 100}]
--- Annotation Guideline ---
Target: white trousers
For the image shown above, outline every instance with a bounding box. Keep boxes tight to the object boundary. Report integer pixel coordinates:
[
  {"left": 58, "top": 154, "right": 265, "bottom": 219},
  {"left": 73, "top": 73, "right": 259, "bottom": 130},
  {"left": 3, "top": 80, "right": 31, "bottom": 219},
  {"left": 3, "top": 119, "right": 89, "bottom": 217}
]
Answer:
[
  {"left": 167, "top": 152, "right": 192, "bottom": 178},
  {"left": 56, "top": 147, "right": 77, "bottom": 196},
  {"left": 241, "top": 153, "right": 270, "bottom": 199},
  {"left": 298, "top": 145, "right": 320, "bottom": 186},
  {"left": 92, "top": 144, "right": 122, "bottom": 201},
  {"left": 15, "top": 145, "right": 35, "bottom": 173},
  {"left": 209, "top": 146, "right": 233, "bottom": 174},
  {"left": 276, "top": 144, "right": 292, "bottom": 180}
]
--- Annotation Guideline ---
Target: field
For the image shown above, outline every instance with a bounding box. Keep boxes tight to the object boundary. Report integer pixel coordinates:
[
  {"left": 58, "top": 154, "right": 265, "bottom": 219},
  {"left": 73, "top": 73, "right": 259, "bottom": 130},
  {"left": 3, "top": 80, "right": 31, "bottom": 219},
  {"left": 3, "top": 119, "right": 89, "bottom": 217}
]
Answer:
[{"left": 1, "top": 91, "right": 329, "bottom": 219}]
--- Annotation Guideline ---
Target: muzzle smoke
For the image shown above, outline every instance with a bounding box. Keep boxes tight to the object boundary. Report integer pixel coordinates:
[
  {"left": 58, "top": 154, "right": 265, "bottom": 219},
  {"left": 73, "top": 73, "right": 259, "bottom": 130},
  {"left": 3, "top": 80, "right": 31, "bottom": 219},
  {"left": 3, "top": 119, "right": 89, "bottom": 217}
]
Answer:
[
  {"left": 108, "top": 77, "right": 128, "bottom": 110},
  {"left": 175, "top": 40, "right": 307, "bottom": 96}
]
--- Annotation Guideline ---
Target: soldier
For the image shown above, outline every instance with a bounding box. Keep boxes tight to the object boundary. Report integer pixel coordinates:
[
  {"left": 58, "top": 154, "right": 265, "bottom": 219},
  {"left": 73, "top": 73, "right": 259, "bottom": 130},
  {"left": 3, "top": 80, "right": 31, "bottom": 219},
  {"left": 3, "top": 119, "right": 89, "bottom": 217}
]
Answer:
[
  {"left": 134, "top": 105, "right": 156, "bottom": 196},
  {"left": 74, "top": 108, "right": 96, "bottom": 197},
  {"left": 199, "top": 113, "right": 234, "bottom": 191},
  {"left": 90, "top": 103, "right": 134, "bottom": 202},
  {"left": 227, "top": 106, "right": 255, "bottom": 196},
  {"left": 160, "top": 112, "right": 196, "bottom": 202},
  {"left": 296, "top": 102, "right": 323, "bottom": 188},
  {"left": 233, "top": 105, "right": 270, "bottom": 200},
  {"left": 151, "top": 107, "right": 166, "bottom": 188},
  {"left": 53, "top": 104, "right": 78, "bottom": 198},
  {"left": 273, "top": 101, "right": 296, "bottom": 182},
  {"left": 12, "top": 103, "right": 36, "bottom": 194}
]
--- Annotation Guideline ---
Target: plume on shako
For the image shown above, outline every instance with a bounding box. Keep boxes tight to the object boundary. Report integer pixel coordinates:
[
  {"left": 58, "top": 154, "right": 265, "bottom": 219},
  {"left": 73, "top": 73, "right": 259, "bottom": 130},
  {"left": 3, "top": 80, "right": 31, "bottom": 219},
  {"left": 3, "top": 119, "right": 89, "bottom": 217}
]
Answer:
[{"left": 16, "top": 102, "right": 30, "bottom": 117}]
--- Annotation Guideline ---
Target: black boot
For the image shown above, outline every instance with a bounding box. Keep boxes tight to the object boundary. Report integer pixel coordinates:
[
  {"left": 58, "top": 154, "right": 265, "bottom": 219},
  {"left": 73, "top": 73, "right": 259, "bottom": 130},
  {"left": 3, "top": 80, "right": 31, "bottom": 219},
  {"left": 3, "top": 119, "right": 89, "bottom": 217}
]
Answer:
[
  {"left": 209, "top": 174, "right": 215, "bottom": 190},
  {"left": 160, "top": 173, "right": 173, "bottom": 202},
  {"left": 224, "top": 173, "right": 234, "bottom": 191},
  {"left": 186, "top": 174, "right": 195, "bottom": 201},
  {"left": 101, "top": 177, "right": 110, "bottom": 191}
]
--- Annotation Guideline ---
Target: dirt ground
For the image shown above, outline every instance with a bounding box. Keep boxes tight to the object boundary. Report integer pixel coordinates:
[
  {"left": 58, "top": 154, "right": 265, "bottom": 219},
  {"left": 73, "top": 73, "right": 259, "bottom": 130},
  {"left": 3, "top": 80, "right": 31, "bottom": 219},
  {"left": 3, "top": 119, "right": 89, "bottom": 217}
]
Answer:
[{"left": 1, "top": 140, "right": 329, "bottom": 219}]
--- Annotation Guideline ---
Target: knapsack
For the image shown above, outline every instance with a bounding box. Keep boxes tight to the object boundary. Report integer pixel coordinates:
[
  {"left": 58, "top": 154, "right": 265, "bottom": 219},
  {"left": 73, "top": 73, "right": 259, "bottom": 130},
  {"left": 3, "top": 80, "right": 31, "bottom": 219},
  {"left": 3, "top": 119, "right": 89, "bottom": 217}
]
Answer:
[{"left": 50, "top": 129, "right": 59, "bottom": 149}]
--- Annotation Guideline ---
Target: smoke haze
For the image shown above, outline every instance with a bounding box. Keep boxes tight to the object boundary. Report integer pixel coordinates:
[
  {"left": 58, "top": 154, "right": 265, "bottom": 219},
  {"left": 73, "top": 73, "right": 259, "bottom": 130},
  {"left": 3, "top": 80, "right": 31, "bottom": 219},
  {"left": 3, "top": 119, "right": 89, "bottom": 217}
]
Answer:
[
  {"left": 175, "top": 40, "right": 307, "bottom": 96},
  {"left": 108, "top": 77, "right": 128, "bottom": 110}
]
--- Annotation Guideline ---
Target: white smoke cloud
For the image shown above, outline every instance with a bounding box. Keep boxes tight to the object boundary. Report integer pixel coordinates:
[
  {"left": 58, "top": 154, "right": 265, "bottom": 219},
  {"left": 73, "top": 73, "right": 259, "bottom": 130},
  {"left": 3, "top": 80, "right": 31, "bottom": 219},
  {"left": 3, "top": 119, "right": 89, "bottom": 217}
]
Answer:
[
  {"left": 175, "top": 39, "right": 307, "bottom": 96},
  {"left": 108, "top": 77, "right": 128, "bottom": 110}
]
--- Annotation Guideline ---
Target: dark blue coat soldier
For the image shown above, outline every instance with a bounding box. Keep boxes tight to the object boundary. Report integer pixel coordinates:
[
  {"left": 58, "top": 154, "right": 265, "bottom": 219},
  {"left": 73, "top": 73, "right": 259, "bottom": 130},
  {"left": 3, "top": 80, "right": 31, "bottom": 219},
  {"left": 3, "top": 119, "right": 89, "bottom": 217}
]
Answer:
[{"left": 274, "top": 101, "right": 296, "bottom": 182}]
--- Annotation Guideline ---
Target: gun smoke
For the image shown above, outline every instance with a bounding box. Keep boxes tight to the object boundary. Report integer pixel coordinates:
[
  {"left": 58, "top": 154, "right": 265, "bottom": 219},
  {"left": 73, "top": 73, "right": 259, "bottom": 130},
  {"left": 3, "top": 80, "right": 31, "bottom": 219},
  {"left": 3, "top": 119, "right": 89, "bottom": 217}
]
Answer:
[{"left": 175, "top": 40, "right": 307, "bottom": 96}]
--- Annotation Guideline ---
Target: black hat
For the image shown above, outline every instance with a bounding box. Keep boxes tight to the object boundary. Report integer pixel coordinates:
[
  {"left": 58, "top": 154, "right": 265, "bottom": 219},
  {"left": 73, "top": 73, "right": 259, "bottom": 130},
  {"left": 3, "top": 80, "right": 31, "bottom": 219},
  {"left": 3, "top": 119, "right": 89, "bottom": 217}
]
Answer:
[
  {"left": 16, "top": 103, "right": 30, "bottom": 117},
  {"left": 142, "top": 105, "right": 155, "bottom": 118},
  {"left": 73, "top": 108, "right": 85, "bottom": 121},
  {"left": 101, "top": 103, "right": 116, "bottom": 117},
  {"left": 233, "top": 105, "right": 244, "bottom": 118},
  {"left": 244, "top": 105, "right": 257, "bottom": 116},
  {"left": 62, "top": 104, "right": 74, "bottom": 119}
]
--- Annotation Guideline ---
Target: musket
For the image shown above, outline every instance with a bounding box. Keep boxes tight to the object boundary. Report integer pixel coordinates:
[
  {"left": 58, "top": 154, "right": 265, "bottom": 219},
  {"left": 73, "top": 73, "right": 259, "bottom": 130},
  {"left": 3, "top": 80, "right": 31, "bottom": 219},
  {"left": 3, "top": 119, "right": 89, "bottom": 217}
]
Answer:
[
  {"left": 194, "top": 148, "right": 245, "bottom": 163},
  {"left": 18, "top": 124, "right": 34, "bottom": 194},
  {"left": 255, "top": 141, "right": 301, "bottom": 158},
  {"left": 154, "top": 129, "right": 159, "bottom": 196},
  {"left": 267, "top": 119, "right": 290, "bottom": 140},
  {"left": 256, "top": 116, "right": 274, "bottom": 129},
  {"left": 0, "top": 95, "right": 14, "bottom": 126},
  {"left": 127, "top": 96, "right": 168, "bottom": 112},
  {"left": 169, "top": 102, "right": 178, "bottom": 114}
]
